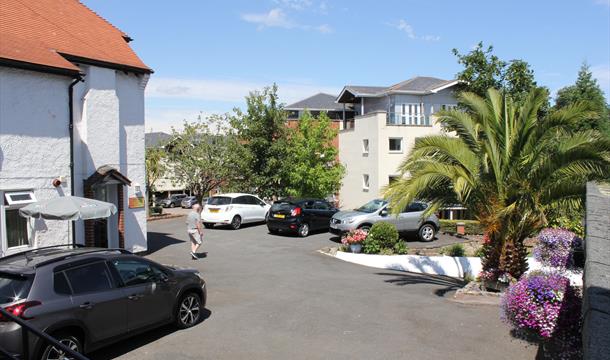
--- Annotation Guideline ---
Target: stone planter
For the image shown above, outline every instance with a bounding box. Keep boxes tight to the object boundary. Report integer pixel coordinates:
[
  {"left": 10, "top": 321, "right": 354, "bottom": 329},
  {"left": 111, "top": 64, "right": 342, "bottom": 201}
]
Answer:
[
  {"left": 481, "top": 279, "right": 509, "bottom": 292},
  {"left": 349, "top": 243, "right": 362, "bottom": 253}
]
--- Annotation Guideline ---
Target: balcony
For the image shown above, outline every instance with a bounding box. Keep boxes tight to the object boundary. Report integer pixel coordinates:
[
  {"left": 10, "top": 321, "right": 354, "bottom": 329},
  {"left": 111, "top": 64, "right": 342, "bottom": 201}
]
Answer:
[{"left": 387, "top": 112, "right": 431, "bottom": 126}]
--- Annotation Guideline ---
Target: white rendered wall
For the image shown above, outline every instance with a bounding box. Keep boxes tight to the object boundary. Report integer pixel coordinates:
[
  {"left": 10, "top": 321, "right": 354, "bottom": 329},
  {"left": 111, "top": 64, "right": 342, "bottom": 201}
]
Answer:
[{"left": 0, "top": 67, "right": 72, "bottom": 256}]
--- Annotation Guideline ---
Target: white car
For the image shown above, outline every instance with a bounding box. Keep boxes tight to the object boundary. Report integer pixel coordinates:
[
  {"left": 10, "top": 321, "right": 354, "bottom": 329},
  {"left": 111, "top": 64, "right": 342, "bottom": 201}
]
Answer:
[{"left": 202, "top": 193, "right": 271, "bottom": 229}]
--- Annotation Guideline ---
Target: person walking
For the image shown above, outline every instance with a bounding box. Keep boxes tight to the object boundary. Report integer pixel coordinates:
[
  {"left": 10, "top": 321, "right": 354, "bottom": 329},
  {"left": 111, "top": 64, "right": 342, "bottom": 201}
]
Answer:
[{"left": 186, "top": 203, "right": 203, "bottom": 260}]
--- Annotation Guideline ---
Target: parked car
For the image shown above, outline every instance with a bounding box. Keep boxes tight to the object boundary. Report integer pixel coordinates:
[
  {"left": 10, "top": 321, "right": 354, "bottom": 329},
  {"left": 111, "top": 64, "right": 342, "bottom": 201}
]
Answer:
[
  {"left": 0, "top": 245, "right": 206, "bottom": 360},
  {"left": 202, "top": 193, "right": 270, "bottom": 230},
  {"left": 181, "top": 196, "right": 203, "bottom": 209},
  {"left": 157, "top": 194, "right": 187, "bottom": 208},
  {"left": 267, "top": 199, "right": 339, "bottom": 237},
  {"left": 329, "top": 199, "right": 440, "bottom": 241}
]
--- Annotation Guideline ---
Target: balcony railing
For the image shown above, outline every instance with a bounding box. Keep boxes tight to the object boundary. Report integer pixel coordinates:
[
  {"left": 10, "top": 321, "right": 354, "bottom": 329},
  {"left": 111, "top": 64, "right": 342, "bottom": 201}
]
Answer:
[{"left": 387, "top": 112, "right": 431, "bottom": 126}]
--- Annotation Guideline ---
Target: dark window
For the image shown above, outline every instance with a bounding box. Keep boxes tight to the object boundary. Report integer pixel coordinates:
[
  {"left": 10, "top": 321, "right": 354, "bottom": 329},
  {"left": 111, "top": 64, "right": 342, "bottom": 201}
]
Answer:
[
  {"left": 208, "top": 196, "right": 232, "bottom": 205},
  {"left": 65, "top": 262, "right": 113, "bottom": 294},
  {"left": 313, "top": 201, "right": 330, "bottom": 210},
  {"left": 111, "top": 259, "right": 158, "bottom": 286},
  {"left": 405, "top": 203, "right": 427, "bottom": 213},
  {"left": 53, "top": 272, "right": 72, "bottom": 295},
  {"left": 5, "top": 209, "right": 29, "bottom": 248},
  {"left": 0, "top": 273, "right": 33, "bottom": 303},
  {"left": 302, "top": 201, "right": 314, "bottom": 209},
  {"left": 233, "top": 196, "right": 247, "bottom": 205},
  {"left": 389, "top": 138, "right": 402, "bottom": 152},
  {"left": 245, "top": 196, "right": 259, "bottom": 205}
]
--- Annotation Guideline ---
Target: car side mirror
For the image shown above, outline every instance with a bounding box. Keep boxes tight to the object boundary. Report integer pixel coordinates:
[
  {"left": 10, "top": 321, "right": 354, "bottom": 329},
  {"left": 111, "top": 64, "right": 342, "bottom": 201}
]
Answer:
[{"left": 380, "top": 209, "right": 388, "bottom": 217}]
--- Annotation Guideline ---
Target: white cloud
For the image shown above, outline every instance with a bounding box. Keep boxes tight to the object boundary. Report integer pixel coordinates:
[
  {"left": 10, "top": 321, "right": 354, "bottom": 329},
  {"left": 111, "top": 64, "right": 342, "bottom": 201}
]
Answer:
[
  {"left": 241, "top": 7, "right": 331, "bottom": 32},
  {"left": 146, "top": 77, "right": 340, "bottom": 105},
  {"left": 145, "top": 108, "right": 218, "bottom": 134},
  {"left": 591, "top": 63, "right": 610, "bottom": 99},
  {"left": 274, "top": 0, "right": 312, "bottom": 11},
  {"left": 393, "top": 20, "right": 440, "bottom": 42},
  {"left": 241, "top": 8, "right": 294, "bottom": 29}
]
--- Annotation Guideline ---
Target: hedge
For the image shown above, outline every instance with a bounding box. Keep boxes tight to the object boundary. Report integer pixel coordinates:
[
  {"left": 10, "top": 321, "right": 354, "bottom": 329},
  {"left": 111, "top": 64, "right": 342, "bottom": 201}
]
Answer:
[{"left": 439, "top": 219, "right": 483, "bottom": 235}]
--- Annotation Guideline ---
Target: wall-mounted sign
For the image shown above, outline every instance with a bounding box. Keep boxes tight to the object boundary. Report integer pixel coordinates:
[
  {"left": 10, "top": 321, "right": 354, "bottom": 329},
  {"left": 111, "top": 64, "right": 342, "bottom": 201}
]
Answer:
[{"left": 129, "top": 196, "right": 145, "bottom": 209}]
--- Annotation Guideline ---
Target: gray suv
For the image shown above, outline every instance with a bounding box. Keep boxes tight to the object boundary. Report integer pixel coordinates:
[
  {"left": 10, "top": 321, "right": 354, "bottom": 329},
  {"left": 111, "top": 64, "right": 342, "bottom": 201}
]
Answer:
[
  {"left": 0, "top": 245, "right": 206, "bottom": 359},
  {"left": 329, "top": 199, "right": 440, "bottom": 241}
]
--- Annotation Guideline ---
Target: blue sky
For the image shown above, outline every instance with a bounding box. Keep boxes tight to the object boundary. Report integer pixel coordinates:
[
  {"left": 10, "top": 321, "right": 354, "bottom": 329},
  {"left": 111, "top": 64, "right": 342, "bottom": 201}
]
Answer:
[{"left": 82, "top": 0, "right": 610, "bottom": 133}]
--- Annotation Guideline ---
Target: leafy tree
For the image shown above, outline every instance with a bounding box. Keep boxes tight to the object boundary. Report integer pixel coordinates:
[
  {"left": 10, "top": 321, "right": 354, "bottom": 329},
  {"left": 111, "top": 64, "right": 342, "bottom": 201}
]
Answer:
[
  {"left": 452, "top": 42, "right": 538, "bottom": 104},
  {"left": 285, "top": 111, "right": 344, "bottom": 198},
  {"left": 555, "top": 62, "right": 610, "bottom": 136},
  {"left": 168, "top": 115, "right": 246, "bottom": 202},
  {"left": 385, "top": 88, "right": 609, "bottom": 279},
  {"left": 230, "top": 84, "right": 291, "bottom": 198},
  {"left": 145, "top": 146, "right": 167, "bottom": 206}
]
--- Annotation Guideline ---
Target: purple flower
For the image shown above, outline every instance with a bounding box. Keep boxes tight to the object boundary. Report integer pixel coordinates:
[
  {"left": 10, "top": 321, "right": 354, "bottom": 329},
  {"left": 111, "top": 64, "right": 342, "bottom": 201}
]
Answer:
[{"left": 534, "top": 228, "right": 580, "bottom": 269}]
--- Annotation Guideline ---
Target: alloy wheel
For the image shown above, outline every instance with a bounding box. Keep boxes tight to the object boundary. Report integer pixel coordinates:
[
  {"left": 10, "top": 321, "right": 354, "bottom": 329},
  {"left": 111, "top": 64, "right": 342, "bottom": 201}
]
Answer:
[
  {"left": 179, "top": 294, "right": 201, "bottom": 327},
  {"left": 420, "top": 225, "right": 435, "bottom": 241},
  {"left": 43, "top": 338, "right": 79, "bottom": 360},
  {"left": 231, "top": 216, "right": 241, "bottom": 230},
  {"left": 298, "top": 223, "right": 309, "bottom": 237}
]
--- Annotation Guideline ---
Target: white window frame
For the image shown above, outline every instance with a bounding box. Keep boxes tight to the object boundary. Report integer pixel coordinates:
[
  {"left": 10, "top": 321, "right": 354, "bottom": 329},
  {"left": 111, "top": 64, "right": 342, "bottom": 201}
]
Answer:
[
  {"left": 4, "top": 191, "right": 37, "bottom": 205},
  {"left": 362, "top": 174, "right": 370, "bottom": 191},
  {"left": 1, "top": 190, "right": 36, "bottom": 255},
  {"left": 362, "top": 139, "right": 369, "bottom": 155},
  {"left": 388, "top": 137, "right": 403, "bottom": 153}
]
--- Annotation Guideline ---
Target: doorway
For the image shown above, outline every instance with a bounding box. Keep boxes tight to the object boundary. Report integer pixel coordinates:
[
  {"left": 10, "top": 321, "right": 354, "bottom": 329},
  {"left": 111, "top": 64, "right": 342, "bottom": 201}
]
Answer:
[{"left": 92, "top": 184, "right": 120, "bottom": 248}]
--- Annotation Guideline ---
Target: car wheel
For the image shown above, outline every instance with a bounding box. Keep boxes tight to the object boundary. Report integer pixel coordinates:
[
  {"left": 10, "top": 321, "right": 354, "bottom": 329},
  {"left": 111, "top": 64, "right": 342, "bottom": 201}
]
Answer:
[
  {"left": 169, "top": 203, "right": 175, "bottom": 208},
  {"left": 40, "top": 332, "right": 83, "bottom": 360},
  {"left": 419, "top": 223, "right": 436, "bottom": 242},
  {"left": 358, "top": 224, "right": 372, "bottom": 232},
  {"left": 203, "top": 223, "right": 214, "bottom": 229},
  {"left": 175, "top": 292, "right": 202, "bottom": 329},
  {"left": 297, "top": 223, "right": 310, "bottom": 237},
  {"left": 231, "top": 215, "right": 242, "bottom": 230}
]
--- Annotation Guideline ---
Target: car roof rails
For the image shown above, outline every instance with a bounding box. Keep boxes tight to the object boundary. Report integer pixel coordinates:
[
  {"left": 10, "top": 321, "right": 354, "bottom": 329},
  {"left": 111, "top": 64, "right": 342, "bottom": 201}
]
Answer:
[
  {"left": 0, "top": 244, "right": 85, "bottom": 263},
  {"left": 33, "top": 248, "right": 133, "bottom": 269}
]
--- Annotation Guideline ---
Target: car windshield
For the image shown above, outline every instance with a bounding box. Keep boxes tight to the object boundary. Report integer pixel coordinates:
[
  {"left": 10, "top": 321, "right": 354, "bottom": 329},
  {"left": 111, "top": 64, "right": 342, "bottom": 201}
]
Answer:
[
  {"left": 208, "top": 196, "right": 232, "bottom": 205},
  {"left": 355, "top": 199, "right": 388, "bottom": 213},
  {"left": 0, "top": 273, "right": 33, "bottom": 304},
  {"left": 271, "top": 201, "right": 296, "bottom": 211}
]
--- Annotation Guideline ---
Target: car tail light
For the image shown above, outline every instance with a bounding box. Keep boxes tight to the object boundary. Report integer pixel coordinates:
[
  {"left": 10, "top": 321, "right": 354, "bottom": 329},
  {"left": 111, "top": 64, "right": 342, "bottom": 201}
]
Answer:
[
  {"left": 290, "top": 207, "right": 302, "bottom": 217},
  {"left": 0, "top": 301, "right": 42, "bottom": 321}
]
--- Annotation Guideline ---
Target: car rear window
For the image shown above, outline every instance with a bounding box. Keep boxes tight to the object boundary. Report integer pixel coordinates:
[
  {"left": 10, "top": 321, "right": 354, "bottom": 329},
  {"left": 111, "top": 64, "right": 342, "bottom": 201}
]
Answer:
[
  {"left": 208, "top": 196, "right": 232, "bottom": 205},
  {"left": 0, "top": 273, "right": 33, "bottom": 304}
]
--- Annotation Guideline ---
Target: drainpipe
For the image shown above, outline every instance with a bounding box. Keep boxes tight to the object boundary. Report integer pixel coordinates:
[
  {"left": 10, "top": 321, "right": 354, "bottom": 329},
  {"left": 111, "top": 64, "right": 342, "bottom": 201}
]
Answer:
[{"left": 69, "top": 75, "right": 83, "bottom": 245}]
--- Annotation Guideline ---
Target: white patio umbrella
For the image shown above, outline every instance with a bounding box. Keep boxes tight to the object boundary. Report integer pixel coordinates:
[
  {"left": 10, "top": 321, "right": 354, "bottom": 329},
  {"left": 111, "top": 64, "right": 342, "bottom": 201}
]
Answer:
[{"left": 19, "top": 196, "right": 117, "bottom": 220}]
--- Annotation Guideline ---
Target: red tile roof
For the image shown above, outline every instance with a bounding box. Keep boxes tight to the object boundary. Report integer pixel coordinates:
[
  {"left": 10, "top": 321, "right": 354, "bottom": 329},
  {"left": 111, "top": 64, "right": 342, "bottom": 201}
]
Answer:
[{"left": 0, "top": 0, "right": 151, "bottom": 75}]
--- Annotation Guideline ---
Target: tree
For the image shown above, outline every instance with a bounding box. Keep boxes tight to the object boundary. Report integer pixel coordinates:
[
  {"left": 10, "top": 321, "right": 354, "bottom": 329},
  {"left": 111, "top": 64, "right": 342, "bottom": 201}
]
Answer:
[
  {"left": 168, "top": 115, "right": 246, "bottom": 202},
  {"left": 452, "top": 42, "right": 538, "bottom": 104},
  {"left": 145, "top": 146, "right": 167, "bottom": 205},
  {"left": 230, "top": 84, "right": 292, "bottom": 198},
  {"left": 385, "top": 88, "right": 610, "bottom": 280},
  {"left": 285, "top": 111, "right": 345, "bottom": 198},
  {"left": 555, "top": 62, "right": 610, "bottom": 136}
]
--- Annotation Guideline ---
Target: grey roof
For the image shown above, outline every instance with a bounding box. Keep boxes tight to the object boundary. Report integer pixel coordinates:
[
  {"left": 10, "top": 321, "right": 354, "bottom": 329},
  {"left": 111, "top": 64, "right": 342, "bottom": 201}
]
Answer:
[
  {"left": 339, "top": 76, "right": 457, "bottom": 100},
  {"left": 389, "top": 76, "right": 455, "bottom": 92},
  {"left": 285, "top": 93, "right": 345, "bottom": 111},
  {"left": 145, "top": 132, "right": 171, "bottom": 148}
]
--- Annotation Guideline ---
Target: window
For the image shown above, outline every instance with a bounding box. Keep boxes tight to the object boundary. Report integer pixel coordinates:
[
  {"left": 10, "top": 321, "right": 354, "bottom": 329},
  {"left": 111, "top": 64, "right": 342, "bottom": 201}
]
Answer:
[
  {"left": 53, "top": 272, "right": 72, "bottom": 295},
  {"left": 362, "top": 139, "right": 369, "bottom": 154},
  {"left": 208, "top": 196, "right": 231, "bottom": 205},
  {"left": 65, "top": 262, "right": 113, "bottom": 294},
  {"left": 313, "top": 201, "right": 330, "bottom": 210},
  {"left": 362, "top": 174, "right": 370, "bottom": 191},
  {"left": 405, "top": 202, "right": 428, "bottom": 213},
  {"left": 2, "top": 190, "right": 36, "bottom": 251},
  {"left": 0, "top": 273, "right": 33, "bottom": 303},
  {"left": 111, "top": 259, "right": 163, "bottom": 287},
  {"left": 232, "top": 196, "right": 248, "bottom": 205},
  {"left": 398, "top": 103, "right": 424, "bottom": 125},
  {"left": 441, "top": 104, "right": 457, "bottom": 111},
  {"left": 389, "top": 138, "right": 402, "bottom": 152}
]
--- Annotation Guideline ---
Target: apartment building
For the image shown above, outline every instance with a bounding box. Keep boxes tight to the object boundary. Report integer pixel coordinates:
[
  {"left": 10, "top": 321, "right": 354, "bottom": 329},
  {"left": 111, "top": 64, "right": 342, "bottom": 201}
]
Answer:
[{"left": 336, "top": 76, "right": 459, "bottom": 209}]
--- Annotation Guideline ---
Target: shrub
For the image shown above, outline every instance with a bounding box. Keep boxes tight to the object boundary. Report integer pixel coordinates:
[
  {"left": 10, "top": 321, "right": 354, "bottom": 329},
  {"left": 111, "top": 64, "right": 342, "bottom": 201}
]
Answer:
[
  {"left": 393, "top": 241, "right": 409, "bottom": 255},
  {"left": 439, "top": 220, "right": 483, "bottom": 235},
  {"left": 442, "top": 243, "right": 466, "bottom": 257},
  {"left": 501, "top": 272, "right": 582, "bottom": 358},
  {"left": 362, "top": 222, "right": 399, "bottom": 254},
  {"left": 474, "top": 246, "right": 485, "bottom": 258},
  {"left": 534, "top": 228, "right": 581, "bottom": 270}
]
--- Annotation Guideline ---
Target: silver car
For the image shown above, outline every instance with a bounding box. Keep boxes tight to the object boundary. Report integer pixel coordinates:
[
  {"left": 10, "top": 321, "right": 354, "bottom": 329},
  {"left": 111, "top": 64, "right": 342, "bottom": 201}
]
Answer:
[{"left": 329, "top": 199, "right": 440, "bottom": 241}]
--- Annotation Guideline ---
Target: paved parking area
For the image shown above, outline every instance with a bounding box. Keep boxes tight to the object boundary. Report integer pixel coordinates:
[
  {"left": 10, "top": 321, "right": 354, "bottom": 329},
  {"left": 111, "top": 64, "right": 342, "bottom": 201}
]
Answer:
[{"left": 90, "top": 218, "right": 536, "bottom": 360}]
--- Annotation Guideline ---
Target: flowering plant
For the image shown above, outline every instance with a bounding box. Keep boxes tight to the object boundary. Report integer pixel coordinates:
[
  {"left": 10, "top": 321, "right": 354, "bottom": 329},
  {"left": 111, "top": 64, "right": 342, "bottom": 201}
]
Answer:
[
  {"left": 534, "top": 228, "right": 581, "bottom": 269},
  {"left": 341, "top": 229, "right": 367, "bottom": 245},
  {"left": 477, "top": 268, "right": 516, "bottom": 284},
  {"left": 501, "top": 272, "right": 582, "bottom": 357}
]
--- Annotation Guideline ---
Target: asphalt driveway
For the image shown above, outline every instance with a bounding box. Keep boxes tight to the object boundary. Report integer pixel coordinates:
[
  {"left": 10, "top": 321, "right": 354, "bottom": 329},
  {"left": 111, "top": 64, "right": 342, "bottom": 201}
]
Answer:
[{"left": 90, "top": 218, "right": 536, "bottom": 360}]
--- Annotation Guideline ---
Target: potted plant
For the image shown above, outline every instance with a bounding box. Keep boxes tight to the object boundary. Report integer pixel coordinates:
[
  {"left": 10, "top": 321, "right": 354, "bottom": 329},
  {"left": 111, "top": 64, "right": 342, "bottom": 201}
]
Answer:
[{"left": 341, "top": 229, "right": 367, "bottom": 253}]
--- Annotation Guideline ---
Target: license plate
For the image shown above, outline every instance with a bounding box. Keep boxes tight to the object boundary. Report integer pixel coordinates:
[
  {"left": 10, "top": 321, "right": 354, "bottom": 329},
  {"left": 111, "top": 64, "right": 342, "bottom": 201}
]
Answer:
[
  {"left": 273, "top": 214, "right": 285, "bottom": 219},
  {"left": 209, "top": 208, "right": 219, "bottom": 213}
]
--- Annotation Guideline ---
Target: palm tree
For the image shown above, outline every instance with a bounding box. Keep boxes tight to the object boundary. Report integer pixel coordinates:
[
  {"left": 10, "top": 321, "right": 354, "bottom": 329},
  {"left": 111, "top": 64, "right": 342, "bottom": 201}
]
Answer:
[{"left": 385, "top": 88, "right": 609, "bottom": 279}]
